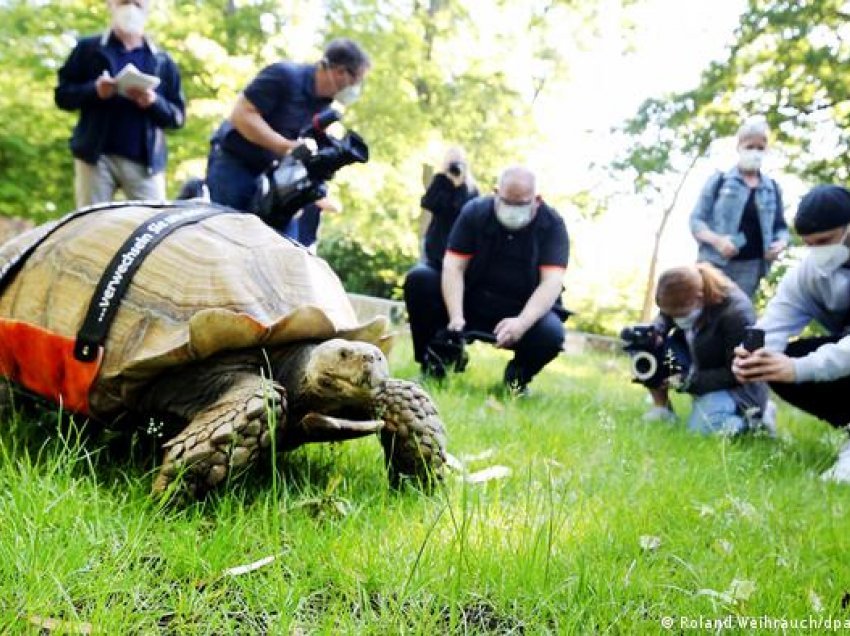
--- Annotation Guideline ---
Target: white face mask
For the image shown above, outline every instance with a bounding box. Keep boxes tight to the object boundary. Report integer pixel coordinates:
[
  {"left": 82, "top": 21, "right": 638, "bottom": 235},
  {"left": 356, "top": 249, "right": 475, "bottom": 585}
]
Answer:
[
  {"left": 334, "top": 83, "right": 361, "bottom": 107},
  {"left": 113, "top": 4, "right": 147, "bottom": 37},
  {"left": 495, "top": 201, "right": 534, "bottom": 231},
  {"left": 738, "top": 148, "right": 765, "bottom": 172},
  {"left": 673, "top": 307, "right": 702, "bottom": 330},
  {"left": 809, "top": 227, "right": 850, "bottom": 273}
]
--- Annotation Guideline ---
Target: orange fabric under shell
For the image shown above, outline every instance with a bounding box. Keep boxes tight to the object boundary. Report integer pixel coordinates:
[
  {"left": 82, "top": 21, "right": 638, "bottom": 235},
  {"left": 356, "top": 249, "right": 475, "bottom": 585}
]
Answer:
[{"left": 0, "top": 319, "right": 102, "bottom": 415}]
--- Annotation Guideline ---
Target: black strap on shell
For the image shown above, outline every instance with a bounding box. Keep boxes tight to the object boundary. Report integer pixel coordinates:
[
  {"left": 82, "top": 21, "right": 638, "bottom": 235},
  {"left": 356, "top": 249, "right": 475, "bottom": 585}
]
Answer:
[{"left": 73, "top": 204, "right": 229, "bottom": 361}]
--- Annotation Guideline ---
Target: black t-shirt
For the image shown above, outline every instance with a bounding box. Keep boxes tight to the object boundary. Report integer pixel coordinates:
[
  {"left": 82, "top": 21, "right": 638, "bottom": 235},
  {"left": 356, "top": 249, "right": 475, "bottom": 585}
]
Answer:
[
  {"left": 734, "top": 188, "right": 763, "bottom": 260},
  {"left": 214, "top": 62, "right": 332, "bottom": 171},
  {"left": 447, "top": 196, "right": 569, "bottom": 308}
]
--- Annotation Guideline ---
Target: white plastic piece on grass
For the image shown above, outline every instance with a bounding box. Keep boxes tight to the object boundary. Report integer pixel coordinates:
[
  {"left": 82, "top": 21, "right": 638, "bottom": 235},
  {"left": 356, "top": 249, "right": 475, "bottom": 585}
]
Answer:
[{"left": 463, "top": 465, "right": 511, "bottom": 483}]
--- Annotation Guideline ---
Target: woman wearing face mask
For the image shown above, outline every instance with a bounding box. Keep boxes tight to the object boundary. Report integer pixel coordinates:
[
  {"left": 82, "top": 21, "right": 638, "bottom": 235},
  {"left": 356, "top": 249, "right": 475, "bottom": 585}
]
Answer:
[
  {"left": 643, "top": 263, "right": 768, "bottom": 435},
  {"left": 205, "top": 38, "right": 369, "bottom": 238},
  {"left": 734, "top": 185, "right": 850, "bottom": 483},
  {"left": 689, "top": 116, "right": 789, "bottom": 298}
]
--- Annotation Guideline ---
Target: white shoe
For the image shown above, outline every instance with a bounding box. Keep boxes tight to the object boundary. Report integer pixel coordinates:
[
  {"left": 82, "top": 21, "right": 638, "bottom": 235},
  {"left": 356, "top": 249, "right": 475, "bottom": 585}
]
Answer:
[
  {"left": 642, "top": 406, "right": 677, "bottom": 423},
  {"left": 746, "top": 400, "right": 777, "bottom": 437},
  {"left": 821, "top": 438, "right": 850, "bottom": 484}
]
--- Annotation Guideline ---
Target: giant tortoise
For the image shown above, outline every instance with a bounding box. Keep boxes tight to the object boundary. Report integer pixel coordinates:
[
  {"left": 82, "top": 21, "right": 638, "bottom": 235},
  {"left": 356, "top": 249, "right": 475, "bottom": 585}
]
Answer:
[{"left": 0, "top": 202, "right": 445, "bottom": 497}]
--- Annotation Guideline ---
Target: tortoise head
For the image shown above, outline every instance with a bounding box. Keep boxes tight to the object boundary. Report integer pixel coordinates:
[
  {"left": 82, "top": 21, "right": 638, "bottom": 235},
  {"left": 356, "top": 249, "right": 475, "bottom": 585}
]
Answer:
[{"left": 302, "top": 338, "right": 390, "bottom": 400}]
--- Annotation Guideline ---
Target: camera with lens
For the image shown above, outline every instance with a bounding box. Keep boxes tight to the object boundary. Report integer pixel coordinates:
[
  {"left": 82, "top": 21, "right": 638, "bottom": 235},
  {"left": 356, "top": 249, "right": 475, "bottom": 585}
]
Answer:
[
  {"left": 447, "top": 161, "right": 464, "bottom": 177},
  {"left": 252, "top": 108, "right": 369, "bottom": 231},
  {"left": 620, "top": 324, "right": 688, "bottom": 389}
]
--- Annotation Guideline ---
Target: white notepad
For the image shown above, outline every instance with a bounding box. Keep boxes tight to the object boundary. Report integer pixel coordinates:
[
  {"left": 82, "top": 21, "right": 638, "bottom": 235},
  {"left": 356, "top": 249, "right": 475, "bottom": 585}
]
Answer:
[{"left": 113, "top": 63, "right": 160, "bottom": 96}]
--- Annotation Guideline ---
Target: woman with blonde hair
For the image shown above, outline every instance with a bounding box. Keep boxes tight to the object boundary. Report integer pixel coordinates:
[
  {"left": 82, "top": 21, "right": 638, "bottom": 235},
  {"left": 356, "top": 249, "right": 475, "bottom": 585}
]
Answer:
[{"left": 643, "top": 262, "right": 770, "bottom": 434}]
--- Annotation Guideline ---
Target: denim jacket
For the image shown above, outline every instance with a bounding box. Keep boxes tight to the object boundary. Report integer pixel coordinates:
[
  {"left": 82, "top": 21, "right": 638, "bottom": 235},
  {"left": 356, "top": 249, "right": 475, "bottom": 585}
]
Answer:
[
  {"left": 689, "top": 167, "right": 789, "bottom": 267},
  {"left": 54, "top": 32, "right": 185, "bottom": 175}
]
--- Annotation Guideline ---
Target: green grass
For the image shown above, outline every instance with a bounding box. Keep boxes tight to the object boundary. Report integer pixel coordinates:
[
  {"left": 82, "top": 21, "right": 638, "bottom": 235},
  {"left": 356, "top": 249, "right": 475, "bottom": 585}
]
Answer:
[{"left": 1, "top": 341, "right": 849, "bottom": 634}]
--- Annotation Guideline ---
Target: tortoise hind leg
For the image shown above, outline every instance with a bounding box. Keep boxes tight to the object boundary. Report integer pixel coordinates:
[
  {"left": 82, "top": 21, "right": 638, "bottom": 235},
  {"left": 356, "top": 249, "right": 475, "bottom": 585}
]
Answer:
[
  {"left": 135, "top": 366, "right": 285, "bottom": 498},
  {"left": 374, "top": 379, "right": 446, "bottom": 489}
]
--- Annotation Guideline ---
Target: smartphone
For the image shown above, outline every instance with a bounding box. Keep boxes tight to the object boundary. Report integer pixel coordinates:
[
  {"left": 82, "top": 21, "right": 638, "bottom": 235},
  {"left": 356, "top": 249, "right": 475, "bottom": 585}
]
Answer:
[{"left": 742, "top": 327, "right": 765, "bottom": 352}]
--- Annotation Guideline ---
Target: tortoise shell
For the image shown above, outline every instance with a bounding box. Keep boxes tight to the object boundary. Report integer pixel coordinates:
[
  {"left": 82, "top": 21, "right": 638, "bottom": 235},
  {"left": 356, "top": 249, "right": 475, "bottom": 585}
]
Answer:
[{"left": 0, "top": 203, "right": 386, "bottom": 415}]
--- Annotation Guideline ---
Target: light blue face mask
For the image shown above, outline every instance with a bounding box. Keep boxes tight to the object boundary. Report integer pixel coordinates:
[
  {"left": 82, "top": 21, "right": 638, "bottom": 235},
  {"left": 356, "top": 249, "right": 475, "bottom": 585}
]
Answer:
[{"left": 673, "top": 307, "right": 701, "bottom": 330}]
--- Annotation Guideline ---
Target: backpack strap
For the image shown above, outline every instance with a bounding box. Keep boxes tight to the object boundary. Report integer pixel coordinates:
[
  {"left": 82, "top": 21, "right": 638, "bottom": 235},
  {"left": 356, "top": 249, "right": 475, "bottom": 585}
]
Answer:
[{"left": 711, "top": 171, "right": 725, "bottom": 203}]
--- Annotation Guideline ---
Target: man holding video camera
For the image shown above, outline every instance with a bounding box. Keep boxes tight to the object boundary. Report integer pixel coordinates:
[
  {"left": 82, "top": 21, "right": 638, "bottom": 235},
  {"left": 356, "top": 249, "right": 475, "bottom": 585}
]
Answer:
[
  {"left": 205, "top": 38, "right": 369, "bottom": 237},
  {"left": 733, "top": 185, "right": 850, "bottom": 482},
  {"left": 629, "top": 263, "right": 768, "bottom": 435},
  {"left": 404, "top": 165, "right": 569, "bottom": 394}
]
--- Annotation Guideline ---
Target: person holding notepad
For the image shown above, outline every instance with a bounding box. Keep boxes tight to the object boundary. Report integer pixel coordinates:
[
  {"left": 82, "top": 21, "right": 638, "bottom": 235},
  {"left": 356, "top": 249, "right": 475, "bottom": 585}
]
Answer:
[{"left": 55, "top": 0, "right": 185, "bottom": 207}]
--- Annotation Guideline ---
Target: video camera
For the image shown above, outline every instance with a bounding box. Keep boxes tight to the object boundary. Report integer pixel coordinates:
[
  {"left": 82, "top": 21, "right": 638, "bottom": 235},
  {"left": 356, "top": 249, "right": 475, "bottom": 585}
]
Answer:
[
  {"left": 423, "top": 329, "right": 496, "bottom": 379},
  {"left": 620, "top": 324, "right": 688, "bottom": 389},
  {"left": 251, "top": 108, "right": 369, "bottom": 231}
]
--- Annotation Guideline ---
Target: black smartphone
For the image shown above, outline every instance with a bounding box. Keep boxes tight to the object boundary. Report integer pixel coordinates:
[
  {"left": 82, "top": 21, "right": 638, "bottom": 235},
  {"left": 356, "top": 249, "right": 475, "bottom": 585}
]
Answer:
[{"left": 742, "top": 327, "right": 765, "bottom": 352}]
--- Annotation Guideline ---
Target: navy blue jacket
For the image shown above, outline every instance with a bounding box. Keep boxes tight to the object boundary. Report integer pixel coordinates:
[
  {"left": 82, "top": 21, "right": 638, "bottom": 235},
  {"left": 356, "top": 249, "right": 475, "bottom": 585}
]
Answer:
[{"left": 54, "top": 32, "right": 185, "bottom": 174}]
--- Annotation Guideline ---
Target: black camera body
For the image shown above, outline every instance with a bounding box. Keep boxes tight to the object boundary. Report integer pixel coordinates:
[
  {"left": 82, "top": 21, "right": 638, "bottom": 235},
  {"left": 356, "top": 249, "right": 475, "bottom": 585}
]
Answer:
[
  {"left": 447, "top": 161, "right": 464, "bottom": 177},
  {"left": 251, "top": 108, "right": 369, "bottom": 231},
  {"left": 620, "top": 324, "right": 687, "bottom": 389}
]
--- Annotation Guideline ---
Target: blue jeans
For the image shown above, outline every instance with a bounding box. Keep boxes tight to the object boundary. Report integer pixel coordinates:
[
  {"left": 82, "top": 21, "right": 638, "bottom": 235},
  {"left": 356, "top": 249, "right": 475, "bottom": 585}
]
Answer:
[
  {"left": 688, "top": 390, "right": 748, "bottom": 435},
  {"left": 205, "top": 144, "right": 298, "bottom": 238},
  {"left": 719, "top": 258, "right": 764, "bottom": 299}
]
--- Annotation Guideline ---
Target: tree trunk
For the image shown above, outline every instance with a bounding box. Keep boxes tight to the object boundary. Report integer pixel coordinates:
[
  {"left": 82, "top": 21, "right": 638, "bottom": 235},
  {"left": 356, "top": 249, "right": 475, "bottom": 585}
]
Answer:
[{"left": 639, "top": 154, "right": 700, "bottom": 321}]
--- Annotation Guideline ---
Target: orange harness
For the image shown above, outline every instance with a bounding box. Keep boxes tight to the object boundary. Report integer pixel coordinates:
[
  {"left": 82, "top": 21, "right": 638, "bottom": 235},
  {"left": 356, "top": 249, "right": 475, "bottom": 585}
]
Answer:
[{"left": 0, "top": 319, "right": 102, "bottom": 415}]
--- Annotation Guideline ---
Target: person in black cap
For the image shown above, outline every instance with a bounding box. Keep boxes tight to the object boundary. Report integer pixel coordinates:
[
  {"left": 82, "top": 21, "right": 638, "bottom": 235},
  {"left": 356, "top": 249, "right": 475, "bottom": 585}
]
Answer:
[{"left": 733, "top": 184, "right": 850, "bottom": 482}]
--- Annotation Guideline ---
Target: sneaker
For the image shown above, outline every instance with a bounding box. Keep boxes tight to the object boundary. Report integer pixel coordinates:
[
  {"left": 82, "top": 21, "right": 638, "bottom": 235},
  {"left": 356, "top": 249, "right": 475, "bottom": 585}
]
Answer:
[
  {"left": 642, "top": 405, "right": 677, "bottom": 423},
  {"left": 821, "top": 437, "right": 850, "bottom": 484},
  {"left": 759, "top": 400, "right": 778, "bottom": 437}
]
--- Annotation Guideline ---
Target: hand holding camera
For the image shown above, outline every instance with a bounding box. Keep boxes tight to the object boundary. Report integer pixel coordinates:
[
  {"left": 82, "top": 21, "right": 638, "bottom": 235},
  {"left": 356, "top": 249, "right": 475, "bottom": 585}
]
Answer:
[{"left": 446, "top": 160, "right": 466, "bottom": 186}]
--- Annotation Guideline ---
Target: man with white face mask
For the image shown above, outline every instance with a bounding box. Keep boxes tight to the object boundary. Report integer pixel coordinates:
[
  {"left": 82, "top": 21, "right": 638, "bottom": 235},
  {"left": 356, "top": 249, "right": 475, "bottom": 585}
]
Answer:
[
  {"left": 205, "top": 38, "right": 369, "bottom": 239},
  {"left": 689, "top": 116, "right": 789, "bottom": 298},
  {"left": 404, "top": 165, "right": 570, "bottom": 394},
  {"left": 734, "top": 185, "right": 850, "bottom": 482},
  {"left": 55, "top": 0, "right": 185, "bottom": 206}
]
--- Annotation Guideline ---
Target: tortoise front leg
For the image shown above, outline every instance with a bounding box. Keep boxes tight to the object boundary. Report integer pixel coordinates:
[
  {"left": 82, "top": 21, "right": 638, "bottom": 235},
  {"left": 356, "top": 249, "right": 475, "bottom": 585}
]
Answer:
[
  {"left": 134, "top": 363, "right": 285, "bottom": 498},
  {"left": 374, "top": 379, "right": 446, "bottom": 489}
]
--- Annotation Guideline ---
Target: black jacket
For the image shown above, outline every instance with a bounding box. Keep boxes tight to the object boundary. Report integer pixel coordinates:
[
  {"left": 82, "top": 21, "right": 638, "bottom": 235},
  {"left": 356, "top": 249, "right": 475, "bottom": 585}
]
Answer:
[
  {"left": 55, "top": 32, "right": 185, "bottom": 174},
  {"left": 656, "top": 285, "right": 767, "bottom": 407},
  {"left": 421, "top": 174, "right": 478, "bottom": 268}
]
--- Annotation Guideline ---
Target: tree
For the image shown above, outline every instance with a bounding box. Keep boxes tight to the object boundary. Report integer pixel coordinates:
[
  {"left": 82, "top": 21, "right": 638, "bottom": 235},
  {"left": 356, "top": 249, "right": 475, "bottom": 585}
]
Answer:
[{"left": 619, "top": 0, "right": 850, "bottom": 184}]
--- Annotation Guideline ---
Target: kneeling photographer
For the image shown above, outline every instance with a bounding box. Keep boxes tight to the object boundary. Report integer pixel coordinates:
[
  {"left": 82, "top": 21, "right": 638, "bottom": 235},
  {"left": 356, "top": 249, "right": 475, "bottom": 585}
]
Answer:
[{"left": 624, "top": 263, "right": 768, "bottom": 435}]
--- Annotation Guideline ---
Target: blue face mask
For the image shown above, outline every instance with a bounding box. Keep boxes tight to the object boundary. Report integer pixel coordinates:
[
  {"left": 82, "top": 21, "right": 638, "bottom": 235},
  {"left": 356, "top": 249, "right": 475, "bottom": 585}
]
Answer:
[{"left": 673, "top": 307, "right": 701, "bottom": 330}]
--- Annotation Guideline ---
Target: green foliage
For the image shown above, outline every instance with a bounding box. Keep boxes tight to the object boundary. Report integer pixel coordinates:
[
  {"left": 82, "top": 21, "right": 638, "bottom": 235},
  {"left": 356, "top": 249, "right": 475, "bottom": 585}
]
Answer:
[
  {"left": 318, "top": 230, "right": 417, "bottom": 299},
  {"left": 620, "top": 0, "right": 850, "bottom": 184}
]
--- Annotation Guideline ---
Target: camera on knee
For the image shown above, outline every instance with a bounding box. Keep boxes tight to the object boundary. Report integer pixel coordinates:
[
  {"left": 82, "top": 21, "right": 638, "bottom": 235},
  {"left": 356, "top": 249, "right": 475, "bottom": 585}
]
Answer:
[{"left": 423, "top": 329, "right": 469, "bottom": 378}]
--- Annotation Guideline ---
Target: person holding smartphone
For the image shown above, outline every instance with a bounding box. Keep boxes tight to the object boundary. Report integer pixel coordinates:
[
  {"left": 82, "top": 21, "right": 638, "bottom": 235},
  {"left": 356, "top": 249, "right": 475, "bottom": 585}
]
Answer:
[
  {"left": 642, "top": 263, "right": 769, "bottom": 435},
  {"left": 733, "top": 185, "right": 850, "bottom": 482}
]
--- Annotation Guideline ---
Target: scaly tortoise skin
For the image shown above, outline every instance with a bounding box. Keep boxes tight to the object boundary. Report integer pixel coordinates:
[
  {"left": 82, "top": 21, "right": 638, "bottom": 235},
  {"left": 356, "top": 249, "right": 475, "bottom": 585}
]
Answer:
[{"left": 0, "top": 203, "right": 445, "bottom": 496}]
